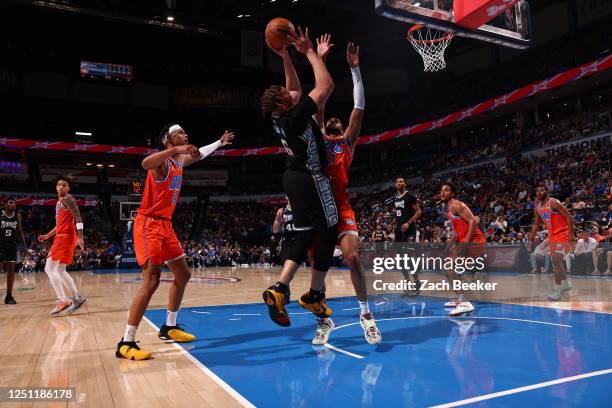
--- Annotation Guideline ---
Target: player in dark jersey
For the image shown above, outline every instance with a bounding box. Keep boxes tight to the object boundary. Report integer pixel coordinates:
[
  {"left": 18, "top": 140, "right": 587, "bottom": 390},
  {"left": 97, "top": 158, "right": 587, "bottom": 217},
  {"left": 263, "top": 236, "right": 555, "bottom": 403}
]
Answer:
[
  {"left": 261, "top": 27, "right": 338, "bottom": 327},
  {"left": 385, "top": 177, "right": 422, "bottom": 296},
  {"left": 371, "top": 223, "right": 387, "bottom": 242},
  {"left": 272, "top": 198, "right": 296, "bottom": 264},
  {"left": 1, "top": 198, "right": 27, "bottom": 304}
]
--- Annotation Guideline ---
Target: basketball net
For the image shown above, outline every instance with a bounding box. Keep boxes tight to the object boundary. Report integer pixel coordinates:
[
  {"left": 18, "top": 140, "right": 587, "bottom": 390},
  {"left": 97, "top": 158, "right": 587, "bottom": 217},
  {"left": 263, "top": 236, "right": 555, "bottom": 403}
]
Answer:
[{"left": 406, "top": 24, "right": 454, "bottom": 72}]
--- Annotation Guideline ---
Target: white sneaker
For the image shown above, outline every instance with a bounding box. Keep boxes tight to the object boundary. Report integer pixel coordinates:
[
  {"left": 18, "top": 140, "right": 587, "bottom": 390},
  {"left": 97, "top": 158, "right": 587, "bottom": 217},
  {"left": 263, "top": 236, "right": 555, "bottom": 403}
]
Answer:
[
  {"left": 547, "top": 286, "right": 561, "bottom": 301},
  {"left": 603, "top": 270, "right": 611, "bottom": 276},
  {"left": 66, "top": 297, "right": 87, "bottom": 314},
  {"left": 530, "top": 268, "right": 538, "bottom": 274},
  {"left": 444, "top": 298, "right": 461, "bottom": 308},
  {"left": 50, "top": 299, "right": 72, "bottom": 315},
  {"left": 360, "top": 313, "right": 382, "bottom": 344},
  {"left": 591, "top": 269, "right": 601, "bottom": 276},
  {"left": 312, "top": 318, "right": 335, "bottom": 345},
  {"left": 448, "top": 301, "right": 474, "bottom": 316},
  {"left": 560, "top": 280, "right": 572, "bottom": 292}
]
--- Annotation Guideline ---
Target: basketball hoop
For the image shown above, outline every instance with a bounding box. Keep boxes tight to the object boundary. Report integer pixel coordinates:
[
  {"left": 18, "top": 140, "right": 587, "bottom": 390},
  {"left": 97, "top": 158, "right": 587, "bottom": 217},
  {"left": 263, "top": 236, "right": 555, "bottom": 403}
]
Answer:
[{"left": 406, "top": 24, "right": 454, "bottom": 72}]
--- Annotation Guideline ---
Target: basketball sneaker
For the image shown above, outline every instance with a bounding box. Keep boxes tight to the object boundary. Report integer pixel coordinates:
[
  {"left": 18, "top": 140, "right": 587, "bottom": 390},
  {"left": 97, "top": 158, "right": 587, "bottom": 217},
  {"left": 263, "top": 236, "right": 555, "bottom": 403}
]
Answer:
[
  {"left": 312, "top": 318, "right": 335, "bottom": 345},
  {"left": 560, "top": 279, "right": 572, "bottom": 292},
  {"left": 298, "top": 291, "right": 332, "bottom": 318},
  {"left": 4, "top": 294, "right": 16, "bottom": 305},
  {"left": 158, "top": 324, "right": 196, "bottom": 343},
  {"left": 448, "top": 301, "right": 474, "bottom": 316},
  {"left": 547, "top": 285, "right": 562, "bottom": 301},
  {"left": 50, "top": 299, "right": 72, "bottom": 315},
  {"left": 360, "top": 313, "right": 382, "bottom": 344},
  {"left": 115, "top": 340, "right": 152, "bottom": 360},
  {"left": 262, "top": 286, "right": 291, "bottom": 327},
  {"left": 66, "top": 297, "right": 87, "bottom": 314}
]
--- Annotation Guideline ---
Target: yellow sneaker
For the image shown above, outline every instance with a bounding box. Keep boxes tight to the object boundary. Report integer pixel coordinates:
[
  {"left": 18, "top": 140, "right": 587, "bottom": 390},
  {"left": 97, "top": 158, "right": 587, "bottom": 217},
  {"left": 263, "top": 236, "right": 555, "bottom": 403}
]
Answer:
[
  {"left": 158, "top": 325, "right": 196, "bottom": 343},
  {"left": 298, "top": 291, "right": 332, "bottom": 318},
  {"left": 116, "top": 340, "right": 152, "bottom": 360},
  {"left": 262, "top": 287, "right": 291, "bottom": 327}
]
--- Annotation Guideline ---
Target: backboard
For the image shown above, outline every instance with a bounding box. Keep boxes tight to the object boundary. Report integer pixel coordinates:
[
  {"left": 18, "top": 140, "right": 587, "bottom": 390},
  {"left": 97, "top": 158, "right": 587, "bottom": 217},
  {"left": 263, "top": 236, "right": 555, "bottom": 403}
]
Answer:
[
  {"left": 375, "top": 0, "right": 532, "bottom": 49},
  {"left": 119, "top": 202, "right": 141, "bottom": 221}
]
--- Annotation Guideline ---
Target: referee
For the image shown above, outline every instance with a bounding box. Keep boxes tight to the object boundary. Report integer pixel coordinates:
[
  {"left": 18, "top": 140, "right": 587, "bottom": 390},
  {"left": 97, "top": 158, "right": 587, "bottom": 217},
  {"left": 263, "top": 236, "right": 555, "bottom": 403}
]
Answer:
[
  {"left": 385, "top": 177, "right": 422, "bottom": 296},
  {"left": 260, "top": 27, "right": 337, "bottom": 327}
]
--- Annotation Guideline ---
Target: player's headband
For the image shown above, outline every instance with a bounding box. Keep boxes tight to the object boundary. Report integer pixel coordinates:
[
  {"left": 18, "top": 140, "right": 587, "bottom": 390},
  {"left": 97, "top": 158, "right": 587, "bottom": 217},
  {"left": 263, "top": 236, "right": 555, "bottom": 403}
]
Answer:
[{"left": 162, "top": 124, "right": 183, "bottom": 145}]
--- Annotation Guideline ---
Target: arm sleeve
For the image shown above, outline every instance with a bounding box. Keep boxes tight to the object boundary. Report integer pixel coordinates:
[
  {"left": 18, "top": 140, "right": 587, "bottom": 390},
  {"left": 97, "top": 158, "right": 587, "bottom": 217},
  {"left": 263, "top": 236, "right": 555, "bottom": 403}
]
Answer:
[
  {"left": 351, "top": 66, "right": 365, "bottom": 110},
  {"left": 199, "top": 140, "right": 223, "bottom": 160}
]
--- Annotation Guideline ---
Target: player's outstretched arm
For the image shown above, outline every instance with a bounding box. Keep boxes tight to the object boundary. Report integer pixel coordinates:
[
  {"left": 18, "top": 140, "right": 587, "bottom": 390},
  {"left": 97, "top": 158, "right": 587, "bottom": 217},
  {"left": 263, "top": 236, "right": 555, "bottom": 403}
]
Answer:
[
  {"left": 181, "top": 131, "right": 235, "bottom": 167},
  {"left": 292, "top": 27, "right": 334, "bottom": 110},
  {"left": 268, "top": 38, "right": 302, "bottom": 104},
  {"left": 64, "top": 195, "right": 85, "bottom": 250},
  {"left": 314, "top": 34, "right": 334, "bottom": 132},
  {"left": 344, "top": 42, "right": 364, "bottom": 151}
]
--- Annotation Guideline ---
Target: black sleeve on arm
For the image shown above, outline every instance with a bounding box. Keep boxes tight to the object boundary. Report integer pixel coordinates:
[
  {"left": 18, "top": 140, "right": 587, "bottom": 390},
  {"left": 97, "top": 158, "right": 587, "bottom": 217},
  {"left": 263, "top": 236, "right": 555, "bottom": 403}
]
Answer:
[{"left": 287, "top": 96, "right": 318, "bottom": 135}]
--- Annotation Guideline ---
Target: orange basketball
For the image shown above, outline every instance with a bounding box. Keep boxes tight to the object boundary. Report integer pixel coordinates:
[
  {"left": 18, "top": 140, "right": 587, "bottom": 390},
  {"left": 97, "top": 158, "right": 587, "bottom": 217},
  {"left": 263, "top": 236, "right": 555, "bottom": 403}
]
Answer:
[{"left": 265, "top": 18, "right": 296, "bottom": 51}]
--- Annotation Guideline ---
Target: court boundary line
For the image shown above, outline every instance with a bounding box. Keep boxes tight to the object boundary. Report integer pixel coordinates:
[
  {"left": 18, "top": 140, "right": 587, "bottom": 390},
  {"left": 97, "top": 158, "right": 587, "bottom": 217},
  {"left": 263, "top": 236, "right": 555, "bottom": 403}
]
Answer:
[
  {"left": 429, "top": 368, "right": 612, "bottom": 407},
  {"left": 142, "top": 316, "right": 256, "bottom": 408},
  {"left": 324, "top": 344, "right": 365, "bottom": 359}
]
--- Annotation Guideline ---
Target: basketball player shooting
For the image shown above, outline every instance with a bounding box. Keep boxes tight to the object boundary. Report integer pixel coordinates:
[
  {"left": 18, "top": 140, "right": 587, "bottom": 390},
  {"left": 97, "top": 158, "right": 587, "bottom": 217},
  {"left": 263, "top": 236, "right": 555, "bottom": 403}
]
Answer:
[
  {"left": 116, "top": 125, "right": 234, "bottom": 360},
  {"left": 310, "top": 34, "right": 381, "bottom": 345},
  {"left": 260, "top": 26, "right": 339, "bottom": 328}
]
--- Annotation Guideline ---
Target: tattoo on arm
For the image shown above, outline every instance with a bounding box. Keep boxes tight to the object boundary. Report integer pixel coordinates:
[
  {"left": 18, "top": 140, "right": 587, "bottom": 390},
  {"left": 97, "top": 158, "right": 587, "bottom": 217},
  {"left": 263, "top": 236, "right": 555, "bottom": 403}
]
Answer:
[{"left": 64, "top": 196, "right": 83, "bottom": 223}]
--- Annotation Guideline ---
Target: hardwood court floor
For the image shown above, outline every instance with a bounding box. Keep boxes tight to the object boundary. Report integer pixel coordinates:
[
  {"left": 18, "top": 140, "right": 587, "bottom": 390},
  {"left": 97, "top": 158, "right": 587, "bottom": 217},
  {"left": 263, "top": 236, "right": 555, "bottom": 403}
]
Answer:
[{"left": 0, "top": 267, "right": 610, "bottom": 407}]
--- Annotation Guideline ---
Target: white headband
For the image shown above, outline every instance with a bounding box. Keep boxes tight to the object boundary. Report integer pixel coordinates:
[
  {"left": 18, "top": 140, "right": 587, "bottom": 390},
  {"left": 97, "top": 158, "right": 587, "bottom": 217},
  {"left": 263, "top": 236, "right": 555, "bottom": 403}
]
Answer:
[{"left": 162, "top": 124, "right": 183, "bottom": 145}]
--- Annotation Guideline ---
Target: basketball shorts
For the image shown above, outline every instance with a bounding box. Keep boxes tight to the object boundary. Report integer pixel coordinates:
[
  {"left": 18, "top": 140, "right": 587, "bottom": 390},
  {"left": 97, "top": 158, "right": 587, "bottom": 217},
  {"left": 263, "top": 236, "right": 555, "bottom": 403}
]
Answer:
[
  {"left": 0, "top": 242, "right": 17, "bottom": 262},
  {"left": 282, "top": 169, "right": 338, "bottom": 232},
  {"left": 549, "top": 234, "right": 573, "bottom": 254},
  {"left": 48, "top": 234, "right": 77, "bottom": 265},
  {"left": 133, "top": 214, "right": 184, "bottom": 267},
  {"left": 394, "top": 223, "right": 417, "bottom": 243},
  {"left": 337, "top": 206, "right": 358, "bottom": 241},
  {"left": 279, "top": 234, "right": 296, "bottom": 264}
]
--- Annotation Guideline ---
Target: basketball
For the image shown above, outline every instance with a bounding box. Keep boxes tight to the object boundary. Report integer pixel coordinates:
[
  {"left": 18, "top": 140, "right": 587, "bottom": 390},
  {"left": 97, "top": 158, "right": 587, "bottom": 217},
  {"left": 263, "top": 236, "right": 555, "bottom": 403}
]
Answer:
[{"left": 265, "top": 18, "right": 296, "bottom": 51}]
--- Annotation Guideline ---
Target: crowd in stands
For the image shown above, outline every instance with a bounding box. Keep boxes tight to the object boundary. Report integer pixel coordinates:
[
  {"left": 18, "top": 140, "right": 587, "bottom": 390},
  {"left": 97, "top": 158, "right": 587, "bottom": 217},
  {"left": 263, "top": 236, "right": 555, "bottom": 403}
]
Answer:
[{"left": 1, "top": 102, "right": 611, "bottom": 274}]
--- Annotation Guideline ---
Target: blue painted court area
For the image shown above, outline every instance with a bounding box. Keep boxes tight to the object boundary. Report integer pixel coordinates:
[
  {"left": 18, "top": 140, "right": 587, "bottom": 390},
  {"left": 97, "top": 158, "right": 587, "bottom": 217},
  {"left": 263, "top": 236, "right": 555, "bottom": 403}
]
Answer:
[{"left": 145, "top": 296, "right": 612, "bottom": 407}]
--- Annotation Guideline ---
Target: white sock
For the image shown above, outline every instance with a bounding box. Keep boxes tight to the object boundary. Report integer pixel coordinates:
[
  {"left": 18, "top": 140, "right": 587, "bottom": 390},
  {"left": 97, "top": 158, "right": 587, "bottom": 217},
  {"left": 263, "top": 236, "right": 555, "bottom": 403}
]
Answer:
[
  {"left": 45, "top": 260, "right": 67, "bottom": 301},
  {"left": 123, "top": 325, "right": 138, "bottom": 342},
  {"left": 166, "top": 310, "right": 178, "bottom": 327},
  {"left": 57, "top": 263, "right": 80, "bottom": 299},
  {"left": 359, "top": 300, "right": 370, "bottom": 315}
]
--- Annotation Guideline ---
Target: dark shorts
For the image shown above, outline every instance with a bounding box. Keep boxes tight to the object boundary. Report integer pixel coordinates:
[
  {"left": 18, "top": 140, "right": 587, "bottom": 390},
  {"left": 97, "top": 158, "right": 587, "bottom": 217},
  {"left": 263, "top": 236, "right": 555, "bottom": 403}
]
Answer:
[
  {"left": 283, "top": 169, "right": 338, "bottom": 232},
  {"left": 395, "top": 224, "right": 417, "bottom": 243},
  {"left": 0, "top": 243, "right": 17, "bottom": 262},
  {"left": 279, "top": 234, "right": 297, "bottom": 264}
]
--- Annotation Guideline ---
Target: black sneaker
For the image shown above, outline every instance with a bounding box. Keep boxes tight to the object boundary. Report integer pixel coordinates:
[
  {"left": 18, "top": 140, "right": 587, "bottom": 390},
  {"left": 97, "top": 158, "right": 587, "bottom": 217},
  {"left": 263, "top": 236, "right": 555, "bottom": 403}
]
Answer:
[{"left": 4, "top": 294, "right": 16, "bottom": 305}]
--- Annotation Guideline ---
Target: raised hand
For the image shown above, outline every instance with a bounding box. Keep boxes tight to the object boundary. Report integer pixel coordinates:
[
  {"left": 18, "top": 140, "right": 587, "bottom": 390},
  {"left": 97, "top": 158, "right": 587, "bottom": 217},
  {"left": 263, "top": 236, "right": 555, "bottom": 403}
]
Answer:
[
  {"left": 220, "top": 131, "right": 235, "bottom": 146},
  {"left": 347, "top": 42, "right": 360, "bottom": 68},
  {"left": 316, "top": 33, "right": 334, "bottom": 60},
  {"left": 266, "top": 38, "right": 289, "bottom": 57},
  {"left": 291, "top": 26, "right": 313, "bottom": 55}
]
